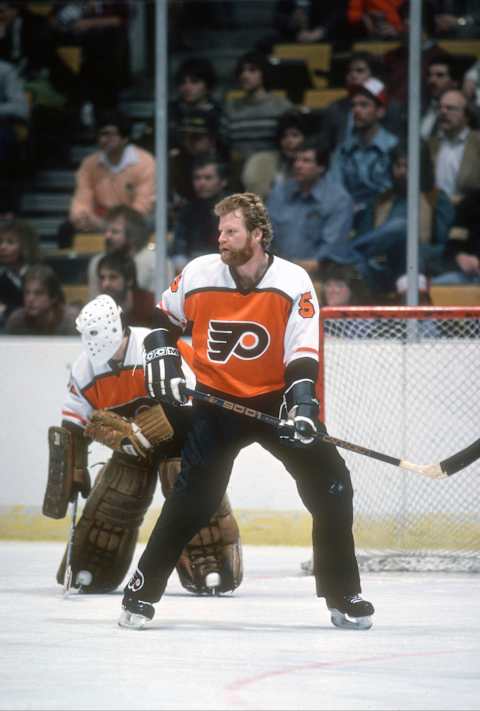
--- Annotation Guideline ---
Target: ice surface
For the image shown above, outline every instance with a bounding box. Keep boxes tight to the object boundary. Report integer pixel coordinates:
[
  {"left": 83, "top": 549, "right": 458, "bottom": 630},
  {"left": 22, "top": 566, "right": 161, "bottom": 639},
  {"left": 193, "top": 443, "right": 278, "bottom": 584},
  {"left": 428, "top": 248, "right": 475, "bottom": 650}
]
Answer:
[{"left": 1, "top": 542, "right": 479, "bottom": 711}]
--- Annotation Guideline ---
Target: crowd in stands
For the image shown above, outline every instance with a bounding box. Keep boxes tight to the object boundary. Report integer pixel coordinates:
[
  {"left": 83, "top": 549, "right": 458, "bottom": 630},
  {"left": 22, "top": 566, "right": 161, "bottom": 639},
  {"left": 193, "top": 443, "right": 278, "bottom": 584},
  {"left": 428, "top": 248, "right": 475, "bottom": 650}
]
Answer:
[{"left": 2, "top": 0, "right": 480, "bottom": 335}]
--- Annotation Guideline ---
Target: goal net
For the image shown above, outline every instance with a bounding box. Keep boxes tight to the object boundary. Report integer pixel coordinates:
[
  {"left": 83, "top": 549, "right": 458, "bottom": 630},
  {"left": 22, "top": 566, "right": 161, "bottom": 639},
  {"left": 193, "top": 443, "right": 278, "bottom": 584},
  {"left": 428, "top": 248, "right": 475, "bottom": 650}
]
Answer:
[{"left": 319, "top": 306, "right": 480, "bottom": 572}]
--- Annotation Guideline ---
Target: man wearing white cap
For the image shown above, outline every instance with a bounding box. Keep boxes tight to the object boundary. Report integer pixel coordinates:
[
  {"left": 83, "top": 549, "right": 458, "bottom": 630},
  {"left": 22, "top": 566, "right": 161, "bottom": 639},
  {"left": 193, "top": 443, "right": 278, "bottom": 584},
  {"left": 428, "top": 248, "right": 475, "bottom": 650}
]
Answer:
[{"left": 330, "top": 77, "right": 398, "bottom": 234}]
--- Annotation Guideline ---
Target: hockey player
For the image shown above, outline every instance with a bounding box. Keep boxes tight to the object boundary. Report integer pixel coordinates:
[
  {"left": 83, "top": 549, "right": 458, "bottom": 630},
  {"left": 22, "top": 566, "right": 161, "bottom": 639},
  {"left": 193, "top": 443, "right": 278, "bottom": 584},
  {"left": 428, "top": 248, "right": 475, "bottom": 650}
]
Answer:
[
  {"left": 42, "top": 294, "right": 243, "bottom": 596},
  {"left": 120, "top": 192, "right": 374, "bottom": 631}
]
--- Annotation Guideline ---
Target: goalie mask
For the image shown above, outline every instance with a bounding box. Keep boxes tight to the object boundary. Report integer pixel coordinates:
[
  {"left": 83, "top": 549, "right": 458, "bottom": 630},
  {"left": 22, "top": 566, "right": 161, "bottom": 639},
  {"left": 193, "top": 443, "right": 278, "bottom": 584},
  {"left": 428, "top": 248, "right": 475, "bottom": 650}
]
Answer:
[{"left": 76, "top": 295, "right": 124, "bottom": 366}]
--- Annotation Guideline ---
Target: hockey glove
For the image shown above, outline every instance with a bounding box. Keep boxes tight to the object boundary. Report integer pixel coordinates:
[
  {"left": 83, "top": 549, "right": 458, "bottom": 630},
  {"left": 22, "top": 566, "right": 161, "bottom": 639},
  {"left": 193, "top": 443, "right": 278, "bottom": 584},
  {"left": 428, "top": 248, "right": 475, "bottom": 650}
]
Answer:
[
  {"left": 280, "top": 379, "right": 324, "bottom": 446},
  {"left": 144, "top": 328, "right": 187, "bottom": 405}
]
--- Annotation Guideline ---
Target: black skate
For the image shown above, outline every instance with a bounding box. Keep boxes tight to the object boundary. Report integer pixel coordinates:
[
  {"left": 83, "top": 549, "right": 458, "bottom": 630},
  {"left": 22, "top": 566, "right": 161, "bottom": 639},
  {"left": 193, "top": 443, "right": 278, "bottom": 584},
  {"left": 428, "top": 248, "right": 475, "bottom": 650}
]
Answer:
[
  {"left": 118, "top": 595, "right": 155, "bottom": 630},
  {"left": 327, "top": 594, "right": 374, "bottom": 630}
]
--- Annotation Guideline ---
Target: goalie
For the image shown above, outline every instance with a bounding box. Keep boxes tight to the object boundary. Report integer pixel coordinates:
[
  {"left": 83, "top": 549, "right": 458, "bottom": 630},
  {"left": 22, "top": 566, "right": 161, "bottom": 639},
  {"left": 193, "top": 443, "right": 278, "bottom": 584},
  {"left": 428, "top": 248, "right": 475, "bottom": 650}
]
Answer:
[{"left": 42, "top": 294, "right": 243, "bottom": 596}]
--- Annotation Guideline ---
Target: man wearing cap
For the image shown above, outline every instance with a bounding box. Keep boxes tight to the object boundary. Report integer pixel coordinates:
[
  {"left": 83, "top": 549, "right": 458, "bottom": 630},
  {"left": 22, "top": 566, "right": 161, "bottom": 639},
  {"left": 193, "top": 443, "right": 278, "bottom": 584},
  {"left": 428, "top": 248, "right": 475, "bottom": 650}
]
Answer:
[
  {"left": 168, "top": 109, "right": 227, "bottom": 206},
  {"left": 330, "top": 77, "right": 398, "bottom": 235}
]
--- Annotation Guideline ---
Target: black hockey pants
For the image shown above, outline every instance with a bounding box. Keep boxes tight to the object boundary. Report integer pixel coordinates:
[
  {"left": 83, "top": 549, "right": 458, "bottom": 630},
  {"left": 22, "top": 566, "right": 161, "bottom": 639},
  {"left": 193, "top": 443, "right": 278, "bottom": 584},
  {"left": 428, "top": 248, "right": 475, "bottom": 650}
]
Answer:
[{"left": 125, "top": 398, "right": 361, "bottom": 603}]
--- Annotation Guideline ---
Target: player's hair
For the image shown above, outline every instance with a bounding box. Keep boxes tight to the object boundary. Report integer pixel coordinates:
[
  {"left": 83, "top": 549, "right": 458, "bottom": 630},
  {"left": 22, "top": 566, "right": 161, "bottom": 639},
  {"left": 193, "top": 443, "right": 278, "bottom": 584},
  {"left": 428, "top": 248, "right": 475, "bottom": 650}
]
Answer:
[
  {"left": 104, "top": 205, "right": 150, "bottom": 251},
  {"left": 214, "top": 192, "right": 274, "bottom": 250}
]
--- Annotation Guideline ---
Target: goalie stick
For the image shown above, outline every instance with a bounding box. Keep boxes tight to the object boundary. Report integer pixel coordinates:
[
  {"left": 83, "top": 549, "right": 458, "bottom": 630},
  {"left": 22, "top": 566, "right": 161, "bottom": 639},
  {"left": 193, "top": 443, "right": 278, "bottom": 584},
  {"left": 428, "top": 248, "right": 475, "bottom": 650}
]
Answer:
[
  {"left": 183, "top": 387, "right": 480, "bottom": 479},
  {"left": 63, "top": 493, "right": 79, "bottom": 597}
]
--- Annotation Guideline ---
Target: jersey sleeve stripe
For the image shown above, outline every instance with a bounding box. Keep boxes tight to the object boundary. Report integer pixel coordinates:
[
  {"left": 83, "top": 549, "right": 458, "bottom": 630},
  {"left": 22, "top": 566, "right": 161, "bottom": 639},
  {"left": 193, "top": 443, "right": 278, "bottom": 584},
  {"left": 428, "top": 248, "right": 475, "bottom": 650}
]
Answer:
[{"left": 61, "top": 409, "right": 88, "bottom": 426}]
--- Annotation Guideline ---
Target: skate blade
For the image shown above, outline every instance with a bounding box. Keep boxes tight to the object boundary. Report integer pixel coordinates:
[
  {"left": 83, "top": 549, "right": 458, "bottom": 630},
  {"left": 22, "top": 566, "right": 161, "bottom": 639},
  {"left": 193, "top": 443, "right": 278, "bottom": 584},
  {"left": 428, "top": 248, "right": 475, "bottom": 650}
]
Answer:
[
  {"left": 118, "top": 609, "right": 151, "bottom": 630},
  {"left": 330, "top": 608, "right": 373, "bottom": 630}
]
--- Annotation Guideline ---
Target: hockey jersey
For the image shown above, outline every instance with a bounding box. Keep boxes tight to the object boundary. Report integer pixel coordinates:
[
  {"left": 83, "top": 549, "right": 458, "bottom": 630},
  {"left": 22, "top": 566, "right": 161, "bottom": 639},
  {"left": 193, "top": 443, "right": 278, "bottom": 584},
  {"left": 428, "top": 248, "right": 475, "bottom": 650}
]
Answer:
[
  {"left": 62, "top": 327, "right": 194, "bottom": 428},
  {"left": 158, "top": 254, "right": 319, "bottom": 399}
]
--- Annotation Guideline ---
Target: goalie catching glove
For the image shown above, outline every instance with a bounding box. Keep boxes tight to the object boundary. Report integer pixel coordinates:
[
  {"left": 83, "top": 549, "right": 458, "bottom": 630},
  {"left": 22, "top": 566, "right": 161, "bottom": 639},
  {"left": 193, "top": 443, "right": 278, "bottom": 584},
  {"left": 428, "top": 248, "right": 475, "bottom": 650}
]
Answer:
[
  {"left": 144, "top": 328, "right": 187, "bottom": 405},
  {"left": 85, "top": 405, "right": 174, "bottom": 458},
  {"left": 280, "top": 379, "right": 325, "bottom": 446}
]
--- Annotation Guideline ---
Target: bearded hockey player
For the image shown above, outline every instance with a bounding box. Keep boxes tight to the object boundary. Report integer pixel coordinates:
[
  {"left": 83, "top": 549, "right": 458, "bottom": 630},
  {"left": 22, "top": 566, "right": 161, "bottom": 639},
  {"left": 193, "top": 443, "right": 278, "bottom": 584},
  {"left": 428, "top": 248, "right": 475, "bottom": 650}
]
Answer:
[
  {"left": 119, "top": 192, "right": 374, "bottom": 631},
  {"left": 42, "top": 294, "right": 243, "bottom": 596}
]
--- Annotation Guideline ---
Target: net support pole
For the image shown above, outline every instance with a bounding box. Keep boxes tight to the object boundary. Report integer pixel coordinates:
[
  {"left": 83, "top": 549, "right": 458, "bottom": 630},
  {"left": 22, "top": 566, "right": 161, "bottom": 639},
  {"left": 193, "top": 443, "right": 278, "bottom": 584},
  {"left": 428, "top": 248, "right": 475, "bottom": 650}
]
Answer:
[
  {"left": 406, "top": 0, "right": 422, "bottom": 306},
  {"left": 154, "top": 0, "right": 168, "bottom": 300}
]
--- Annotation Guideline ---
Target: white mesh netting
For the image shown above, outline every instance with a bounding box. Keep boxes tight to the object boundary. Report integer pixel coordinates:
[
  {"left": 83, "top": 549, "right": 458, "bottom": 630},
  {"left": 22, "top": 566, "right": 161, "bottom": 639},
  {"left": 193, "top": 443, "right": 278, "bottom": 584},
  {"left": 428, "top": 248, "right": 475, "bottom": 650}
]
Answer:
[{"left": 320, "top": 307, "right": 480, "bottom": 573}]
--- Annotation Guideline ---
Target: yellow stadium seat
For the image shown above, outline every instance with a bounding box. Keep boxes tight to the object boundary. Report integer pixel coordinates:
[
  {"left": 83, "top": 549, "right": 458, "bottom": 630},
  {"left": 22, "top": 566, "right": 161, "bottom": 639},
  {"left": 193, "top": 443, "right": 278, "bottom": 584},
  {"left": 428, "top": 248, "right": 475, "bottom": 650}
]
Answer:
[
  {"left": 272, "top": 43, "right": 331, "bottom": 88},
  {"left": 63, "top": 284, "right": 90, "bottom": 307},
  {"left": 57, "top": 46, "right": 82, "bottom": 74},
  {"left": 303, "top": 88, "right": 348, "bottom": 108},
  {"left": 73, "top": 233, "right": 104, "bottom": 254},
  {"left": 430, "top": 285, "right": 480, "bottom": 306},
  {"left": 225, "top": 89, "right": 288, "bottom": 102},
  {"left": 352, "top": 41, "right": 401, "bottom": 56},
  {"left": 438, "top": 40, "right": 480, "bottom": 59}
]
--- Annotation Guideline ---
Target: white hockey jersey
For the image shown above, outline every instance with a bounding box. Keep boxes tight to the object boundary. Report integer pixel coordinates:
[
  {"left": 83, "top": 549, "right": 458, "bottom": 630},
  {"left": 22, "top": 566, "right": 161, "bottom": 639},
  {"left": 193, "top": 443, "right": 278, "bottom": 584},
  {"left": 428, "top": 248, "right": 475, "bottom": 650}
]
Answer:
[
  {"left": 158, "top": 254, "right": 319, "bottom": 399},
  {"left": 62, "top": 327, "right": 194, "bottom": 428}
]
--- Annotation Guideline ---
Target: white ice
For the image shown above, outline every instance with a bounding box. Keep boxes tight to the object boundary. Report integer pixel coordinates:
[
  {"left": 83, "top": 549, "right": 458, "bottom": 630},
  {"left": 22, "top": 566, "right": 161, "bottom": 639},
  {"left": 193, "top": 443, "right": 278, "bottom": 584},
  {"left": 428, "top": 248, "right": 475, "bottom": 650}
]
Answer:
[{"left": 1, "top": 542, "right": 479, "bottom": 711}]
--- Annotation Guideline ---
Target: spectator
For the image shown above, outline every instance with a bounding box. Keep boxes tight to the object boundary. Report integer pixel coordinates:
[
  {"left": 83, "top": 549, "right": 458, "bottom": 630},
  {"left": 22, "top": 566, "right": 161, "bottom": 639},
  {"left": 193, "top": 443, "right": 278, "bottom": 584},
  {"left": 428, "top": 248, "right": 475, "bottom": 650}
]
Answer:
[
  {"left": 168, "top": 57, "right": 222, "bottom": 151},
  {"left": 48, "top": 1, "right": 131, "bottom": 127},
  {"left": 58, "top": 110, "right": 156, "bottom": 248},
  {"left": 322, "top": 51, "right": 402, "bottom": 147},
  {"left": 463, "top": 59, "right": 480, "bottom": 119},
  {"left": 431, "top": 188, "right": 480, "bottom": 286},
  {"left": 222, "top": 51, "right": 293, "bottom": 181},
  {"left": 383, "top": 1, "right": 451, "bottom": 105},
  {"left": 0, "top": 57, "right": 30, "bottom": 216},
  {"left": 87, "top": 205, "right": 156, "bottom": 299},
  {"left": 429, "top": 89, "right": 480, "bottom": 205},
  {"left": 242, "top": 109, "right": 313, "bottom": 199},
  {"left": 346, "top": 0, "right": 405, "bottom": 39},
  {"left": 329, "top": 77, "right": 398, "bottom": 234},
  {"left": 169, "top": 109, "right": 227, "bottom": 209},
  {"left": 0, "top": 218, "right": 41, "bottom": 330},
  {"left": 434, "top": 3, "right": 480, "bottom": 39},
  {"left": 96, "top": 251, "right": 156, "bottom": 328},
  {"left": 349, "top": 142, "right": 435, "bottom": 295},
  {"left": 170, "top": 156, "right": 228, "bottom": 274},
  {"left": 5, "top": 263, "right": 77, "bottom": 335},
  {"left": 267, "top": 138, "right": 355, "bottom": 278},
  {"left": 321, "top": 262, "right": 374, "bottom": 306},
  {"left": 257, "top": 0, "right": 349, "bottom": 52},
  {"left": 421, "top": 56, "right": 459, "bottom": 140}
]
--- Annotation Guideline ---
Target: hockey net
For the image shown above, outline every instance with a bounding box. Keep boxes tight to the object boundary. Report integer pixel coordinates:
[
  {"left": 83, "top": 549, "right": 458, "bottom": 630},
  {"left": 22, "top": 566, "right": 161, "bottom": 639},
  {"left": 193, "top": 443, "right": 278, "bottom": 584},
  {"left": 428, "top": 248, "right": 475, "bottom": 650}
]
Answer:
[{"left": 319, "top": 306, "right": 480, "bottom": 573}]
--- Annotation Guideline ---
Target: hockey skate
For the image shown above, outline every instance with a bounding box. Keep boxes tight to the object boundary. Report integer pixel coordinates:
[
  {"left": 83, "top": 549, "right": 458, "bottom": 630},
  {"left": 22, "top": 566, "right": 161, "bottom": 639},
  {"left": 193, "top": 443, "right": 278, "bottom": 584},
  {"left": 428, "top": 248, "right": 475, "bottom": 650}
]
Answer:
[
  {"left": 327, "top": 594, "right": 374, "bottom": 630},
  {"left": 118, "top": 596, "right": 155, "bottom": 630},
  {"left": 205, "top": 572, "right": 222, "bottom": 595}
]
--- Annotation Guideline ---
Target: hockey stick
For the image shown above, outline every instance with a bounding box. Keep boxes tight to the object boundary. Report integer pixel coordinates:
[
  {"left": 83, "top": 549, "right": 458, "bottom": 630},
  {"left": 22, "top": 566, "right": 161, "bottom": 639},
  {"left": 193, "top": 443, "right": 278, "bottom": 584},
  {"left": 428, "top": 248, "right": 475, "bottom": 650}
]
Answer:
[
  {"left": 63, "top": 492, "right": 79, "bottom": 597},
  {"left": 184, "top": 387, "right": 480, "bottom": 479}
]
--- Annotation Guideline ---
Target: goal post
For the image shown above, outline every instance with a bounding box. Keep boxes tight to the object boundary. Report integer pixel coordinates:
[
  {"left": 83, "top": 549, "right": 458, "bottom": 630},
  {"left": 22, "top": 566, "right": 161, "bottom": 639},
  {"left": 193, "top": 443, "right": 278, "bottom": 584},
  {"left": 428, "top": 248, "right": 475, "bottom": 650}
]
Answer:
[{"left": 318, "top": 306, "right": 480, "bottom": 572}]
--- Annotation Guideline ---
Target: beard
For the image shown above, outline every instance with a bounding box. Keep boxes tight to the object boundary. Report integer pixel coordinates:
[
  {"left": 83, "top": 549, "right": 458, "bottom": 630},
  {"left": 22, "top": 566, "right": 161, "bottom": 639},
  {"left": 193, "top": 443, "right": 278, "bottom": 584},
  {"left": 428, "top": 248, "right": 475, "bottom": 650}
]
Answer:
[{"left": 220, "top": 236, "right": 255, "bottom": 267}]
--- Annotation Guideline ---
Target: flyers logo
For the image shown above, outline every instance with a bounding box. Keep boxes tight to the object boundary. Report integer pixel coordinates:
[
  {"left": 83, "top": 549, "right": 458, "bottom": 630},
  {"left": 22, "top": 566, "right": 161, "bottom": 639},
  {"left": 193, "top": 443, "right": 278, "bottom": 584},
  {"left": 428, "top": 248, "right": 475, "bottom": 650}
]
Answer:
[
  {"left": 208, "top": 321, "right": 270, "bottom": 363},
  {"left": 170, "top": 273, "right": 182, "bottom": 293}
]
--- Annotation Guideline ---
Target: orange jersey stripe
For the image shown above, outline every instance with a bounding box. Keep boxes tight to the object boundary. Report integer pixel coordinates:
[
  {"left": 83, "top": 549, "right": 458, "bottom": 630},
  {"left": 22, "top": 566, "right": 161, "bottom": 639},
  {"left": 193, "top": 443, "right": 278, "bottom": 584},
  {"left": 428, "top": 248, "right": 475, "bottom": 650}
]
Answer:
[{"left": 82, "top": 367, "right": 147, "bottom": 410}]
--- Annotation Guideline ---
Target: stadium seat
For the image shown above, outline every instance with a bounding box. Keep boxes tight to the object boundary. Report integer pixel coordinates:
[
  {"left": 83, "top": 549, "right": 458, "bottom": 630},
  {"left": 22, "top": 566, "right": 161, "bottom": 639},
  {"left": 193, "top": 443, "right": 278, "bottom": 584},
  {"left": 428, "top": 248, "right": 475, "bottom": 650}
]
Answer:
[
  {"left": 73, "top": 233, "right": 104, "bottom": 254},
  {"left": 303, "top": 88, "right": 348, "bottom": 108},
  {"left": 438, "top": 40, "right": 480, "bottom": 59},
  {"left": 62, "top": 284, "right": 90, "bottom": 307},
  {"left": 271, "top": 44, "right": 331, "bottom": 88},
  {"left": 430, "top": 285, "right": 480, "bottom": 306},
  {"left": 224, "top": 89, "right": 287, "bottom": 102},
  {"left": 352, "top": 41, "right": 401, "bottom": 56}
]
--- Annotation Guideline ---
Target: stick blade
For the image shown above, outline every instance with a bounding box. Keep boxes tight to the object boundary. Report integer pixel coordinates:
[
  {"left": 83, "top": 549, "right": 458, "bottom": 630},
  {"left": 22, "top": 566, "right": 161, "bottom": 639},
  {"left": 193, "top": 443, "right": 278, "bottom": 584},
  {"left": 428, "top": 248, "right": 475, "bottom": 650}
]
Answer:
[{"left": 440, "top": 438, "right": 480, "bottom": 477}]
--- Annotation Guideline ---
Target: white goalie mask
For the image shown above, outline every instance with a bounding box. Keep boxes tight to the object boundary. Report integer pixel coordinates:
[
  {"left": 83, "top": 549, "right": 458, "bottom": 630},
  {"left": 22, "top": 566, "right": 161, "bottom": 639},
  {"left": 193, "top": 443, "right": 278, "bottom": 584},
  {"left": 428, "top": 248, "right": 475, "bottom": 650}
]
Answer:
[{"left": 76, "top": 295, "right": 124, "bottom": 366}]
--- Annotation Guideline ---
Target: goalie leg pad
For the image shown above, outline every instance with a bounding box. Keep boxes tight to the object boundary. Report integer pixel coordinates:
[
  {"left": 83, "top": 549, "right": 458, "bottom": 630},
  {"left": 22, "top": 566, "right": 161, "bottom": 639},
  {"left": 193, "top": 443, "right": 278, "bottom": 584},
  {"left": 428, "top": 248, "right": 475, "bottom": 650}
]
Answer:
[
  {"left": 159, "top": 458, "right": 243, "bottom": 594},
  {"left": 57, "top": 453, "right": 157, "bottom": 592},
  {"left": 43, "top": 426, "right": 89, "bottom": 519}
]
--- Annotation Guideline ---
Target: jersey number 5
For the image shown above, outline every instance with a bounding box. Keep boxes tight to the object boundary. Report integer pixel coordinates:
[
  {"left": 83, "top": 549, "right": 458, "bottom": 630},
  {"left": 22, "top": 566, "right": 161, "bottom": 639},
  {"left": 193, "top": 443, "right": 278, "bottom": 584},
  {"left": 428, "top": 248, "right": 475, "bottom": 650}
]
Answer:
[{"left": 298, "top": 291, "right": 315, "bottom": 318}]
